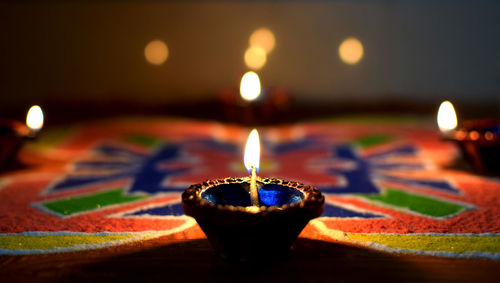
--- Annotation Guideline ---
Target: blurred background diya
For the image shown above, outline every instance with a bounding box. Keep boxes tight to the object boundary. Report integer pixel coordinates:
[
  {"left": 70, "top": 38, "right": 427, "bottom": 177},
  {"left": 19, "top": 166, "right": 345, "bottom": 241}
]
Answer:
[
  {"left": 438, "top": 101, "right": 500, "bottom": 173},
  {"left": 219, "top": 71, "right": 290, "bottom": 125},
  {"left": 182, "top": 129, "right": 324, "bottom": 261},
  {"left": 0, "top": 105, "right": 44, "bottom": 170}
]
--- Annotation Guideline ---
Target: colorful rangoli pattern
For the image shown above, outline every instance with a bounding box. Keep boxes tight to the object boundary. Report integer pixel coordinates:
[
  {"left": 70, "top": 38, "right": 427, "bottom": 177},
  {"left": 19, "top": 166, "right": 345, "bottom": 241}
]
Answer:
[{"left": 0, "top": 118, "right": 499, "bottom": 258}]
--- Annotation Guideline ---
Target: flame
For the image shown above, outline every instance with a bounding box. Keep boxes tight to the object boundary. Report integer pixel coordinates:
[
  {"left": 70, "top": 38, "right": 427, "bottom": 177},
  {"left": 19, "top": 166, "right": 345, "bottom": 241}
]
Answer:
[
  {"left": 339, "top": 37, "right": 364, "bottom": 65},
  {"left": 26, "top": 105, "right": 44, "bottom": 132},
  {"left": 437, "top": 100, "right": 458, "bottom": 133},
  {"left": 240, "top": 71, "right": 261, "bottom": 101},
  {"left": 244, "top": 129, "right": 260, "bottom": 173}
]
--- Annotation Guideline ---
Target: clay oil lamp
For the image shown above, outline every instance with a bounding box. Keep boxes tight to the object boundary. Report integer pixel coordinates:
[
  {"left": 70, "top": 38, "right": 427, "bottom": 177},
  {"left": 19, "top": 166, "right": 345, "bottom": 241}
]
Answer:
[
  {"left": 0, "top": 105, "right": 44, "bottom": 170},
  {"left": 438, "top": 100, "right": 500, "bottom": 173},
  {"left": 182, "top": 129, "right": 324, "bottom": 261}
]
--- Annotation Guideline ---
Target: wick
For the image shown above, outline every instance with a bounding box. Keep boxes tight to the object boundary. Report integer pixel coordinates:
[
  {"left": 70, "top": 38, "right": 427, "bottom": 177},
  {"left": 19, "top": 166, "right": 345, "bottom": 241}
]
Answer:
[{"left": 250, "top": 166, "right": 259, "bottom": 206}]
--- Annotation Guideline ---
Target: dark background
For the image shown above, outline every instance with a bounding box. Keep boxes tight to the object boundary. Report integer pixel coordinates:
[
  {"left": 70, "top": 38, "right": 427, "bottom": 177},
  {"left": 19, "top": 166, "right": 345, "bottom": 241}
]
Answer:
[{"left": 1, "top": 1, "right": 499, "bottom": 122}]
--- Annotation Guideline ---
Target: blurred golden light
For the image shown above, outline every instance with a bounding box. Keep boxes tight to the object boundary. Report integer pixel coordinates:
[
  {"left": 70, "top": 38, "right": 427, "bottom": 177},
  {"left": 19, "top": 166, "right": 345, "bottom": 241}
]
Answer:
[
  {"left": 249, "top": 28, "right": 275, "bottom": 53},
  {"left": 144, "top": 40, "right": 169, "bottom": 65},
  {"left": 338, "top": 37, "right": 364, "bottom": 65},
  {"left": 240, "top": 71, "right": 261, "bottom": 102},
  {"left": 485, "top": 132, "right": 494, "bottom": 141},
  {"left": 244, "top": 46, "right": 267, "bottom": 70},
  {"left": 456, "top": 130, "right": 466, "bottom": 140},
  {"left": 470, "top": 131, "right": 480, "bottom": 141},
  {"left": 26, "top": 105, "right": 44, "bottom": 132},
  {"left": 437, "top": 101, "right": 458, "bottom": 133}
]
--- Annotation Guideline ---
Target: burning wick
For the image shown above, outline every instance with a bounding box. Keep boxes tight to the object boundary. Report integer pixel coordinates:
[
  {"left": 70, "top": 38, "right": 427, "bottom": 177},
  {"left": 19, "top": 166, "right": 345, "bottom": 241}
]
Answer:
[
  {"left": 250, "top": 166, "right": 258, "bottom": 206},
  {"left": 244, "top": 129, "right": 261, "bottom": 206}
]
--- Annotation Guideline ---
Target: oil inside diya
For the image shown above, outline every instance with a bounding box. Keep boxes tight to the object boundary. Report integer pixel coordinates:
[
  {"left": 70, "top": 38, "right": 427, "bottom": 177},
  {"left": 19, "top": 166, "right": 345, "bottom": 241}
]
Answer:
[
  {"left": 447, "top": 119, "right": 500, "bottom": 173},
  {"left": 182, "top": 177, "right": 324, "bottom": 261}
]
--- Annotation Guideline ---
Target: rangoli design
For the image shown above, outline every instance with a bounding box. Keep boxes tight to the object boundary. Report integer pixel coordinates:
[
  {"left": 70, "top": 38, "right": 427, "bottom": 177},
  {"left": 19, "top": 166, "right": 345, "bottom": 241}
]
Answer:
[{"left": 0, "top": 119, "right": 499, "bottom": 258}]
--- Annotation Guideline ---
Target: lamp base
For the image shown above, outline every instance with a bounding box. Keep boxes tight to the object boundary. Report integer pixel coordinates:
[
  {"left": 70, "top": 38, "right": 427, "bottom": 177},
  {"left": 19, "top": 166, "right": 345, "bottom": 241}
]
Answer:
[
  {"left": 182, "top": 177, "right": 324, "bottom": 261},
  {"left": 445, "top": 119, "right": 500, "bottom": 173}
]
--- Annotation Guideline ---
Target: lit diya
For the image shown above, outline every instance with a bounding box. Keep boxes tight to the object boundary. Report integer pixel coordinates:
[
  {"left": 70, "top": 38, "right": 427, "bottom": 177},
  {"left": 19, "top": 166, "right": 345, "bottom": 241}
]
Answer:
[
  {"left": 0, "top": 105, "right": 44, "bottom": 170},
  {"left": 437, "top": 100, "right": 500, "bottom": 173},
  {"left": 218, "top": 71, "right": 290, "bottom": 125},
  {"left": 182, "top": 129, "right": 324, "bottom": 260}
]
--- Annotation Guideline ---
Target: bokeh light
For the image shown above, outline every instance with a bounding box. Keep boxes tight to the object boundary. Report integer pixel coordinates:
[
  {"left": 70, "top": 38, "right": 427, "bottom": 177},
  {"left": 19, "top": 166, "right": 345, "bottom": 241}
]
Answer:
[
  {"left": 249, "top": 28, "right": 275, "bottom": 53},
  {"left": 244, "top": 46, "right": 267, "bottom": 70},
  {"left": 144, "top": 40, "right": 169, "bottom": 65},
  {"left": 338, "top": 37, "right": 364, "bottom": 65}
]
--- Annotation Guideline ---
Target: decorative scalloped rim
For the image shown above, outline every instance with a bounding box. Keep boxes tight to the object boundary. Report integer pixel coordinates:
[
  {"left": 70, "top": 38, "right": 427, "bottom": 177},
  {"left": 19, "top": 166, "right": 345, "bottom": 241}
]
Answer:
[
  {"left": 445, "top": 119, "right": 500, "bottom": 144},
  {"left": 182, "top": 177, "right": 324, "bottom": 213}
]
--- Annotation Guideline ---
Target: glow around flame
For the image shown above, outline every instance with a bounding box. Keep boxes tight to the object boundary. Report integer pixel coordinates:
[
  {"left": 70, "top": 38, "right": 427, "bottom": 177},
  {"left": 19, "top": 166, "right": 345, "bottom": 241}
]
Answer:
[
  {"left": 244, "top": 129, "right": 260, "bottom": 173},
  {"left": 26, "top": 105, "right": 44, "bottom": 132},
  {"left": 240, "top": 71, "right": 261, "bottom": 101},
  {"left": 437, "top": 100, "right": 457, "bottom": 133}
]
